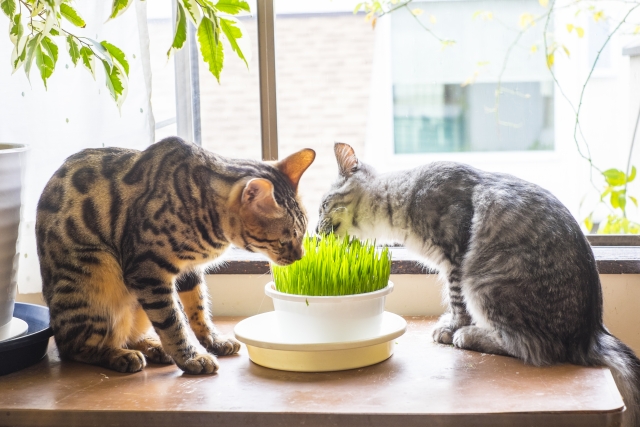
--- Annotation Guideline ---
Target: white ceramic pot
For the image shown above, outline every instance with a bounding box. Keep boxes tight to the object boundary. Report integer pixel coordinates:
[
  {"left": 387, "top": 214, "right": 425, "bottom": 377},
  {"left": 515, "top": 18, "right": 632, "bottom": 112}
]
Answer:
[
  {"left": 265, "top": 281, "right": 394, "bottom": 343},
  {"left": 0, "top": 144, "right": 28, "bottom": 340}
]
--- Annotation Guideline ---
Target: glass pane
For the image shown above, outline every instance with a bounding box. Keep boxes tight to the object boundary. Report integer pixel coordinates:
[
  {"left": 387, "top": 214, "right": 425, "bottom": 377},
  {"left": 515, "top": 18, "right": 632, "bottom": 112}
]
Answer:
[
  {"left": 147, "top": 0, "right": 178, "bottom": 141},
  {"left": 393, "top": 82, "right": 554, "bottom": 153},
  {"left": 391, "top": 1, "right": 554, "bottom": 154},
  {"left": 198, "top": 13, "right": 261, "bottom": 160},
  {"left": 275, "top": 2, "right": 375, "bottom": 231}
]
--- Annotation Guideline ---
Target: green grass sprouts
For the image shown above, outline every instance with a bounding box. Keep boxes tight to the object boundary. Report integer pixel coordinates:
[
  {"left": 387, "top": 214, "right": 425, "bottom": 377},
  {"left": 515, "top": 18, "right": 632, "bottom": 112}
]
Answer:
[{"left": 271, "top": 234, "right": 391, "bottom": 296}]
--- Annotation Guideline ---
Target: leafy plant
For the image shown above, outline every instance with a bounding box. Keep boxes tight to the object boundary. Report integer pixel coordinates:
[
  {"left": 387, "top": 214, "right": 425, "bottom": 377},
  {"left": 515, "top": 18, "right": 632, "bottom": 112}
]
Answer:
[
  {"left": 357, "top": 0, "right": 640, "bottom": 235},
  {"left": 271, "top": 234, "right": 391, "bottom": 297},
  {"left": 584, "top": 167, "right": 640, "bottom": 234},
  {"left": 1, "top": 0, "right": 250, "bottom": 108}
]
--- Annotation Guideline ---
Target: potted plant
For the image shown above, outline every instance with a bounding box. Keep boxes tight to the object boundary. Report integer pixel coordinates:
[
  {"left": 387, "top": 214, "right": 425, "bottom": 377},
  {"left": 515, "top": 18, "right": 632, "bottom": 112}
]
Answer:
[
  {"left": 234, "top": 235, "right": 406, "bottom": 372},
  {"left": 0, "top": 143, "right": 29, "bottom": 342},
  {"left": 268, "top": 234, "right": 393, "bottom": 342}
]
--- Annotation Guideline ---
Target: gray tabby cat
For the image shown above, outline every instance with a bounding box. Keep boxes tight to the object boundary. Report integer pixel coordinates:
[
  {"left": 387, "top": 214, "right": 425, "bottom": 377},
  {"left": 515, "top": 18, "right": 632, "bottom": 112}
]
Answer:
[
  {"left": 37, "top": 137, "right": 315, "bottom": 374},
  {"left": 317, "top": 142, "right": 640, "bottom": 426}
]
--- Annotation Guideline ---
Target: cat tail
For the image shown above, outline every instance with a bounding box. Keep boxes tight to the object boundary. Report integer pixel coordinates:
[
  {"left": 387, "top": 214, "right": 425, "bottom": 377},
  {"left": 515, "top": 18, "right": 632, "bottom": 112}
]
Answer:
[{"left": 591, "top": 329, "right": 640, "bottom": 427}]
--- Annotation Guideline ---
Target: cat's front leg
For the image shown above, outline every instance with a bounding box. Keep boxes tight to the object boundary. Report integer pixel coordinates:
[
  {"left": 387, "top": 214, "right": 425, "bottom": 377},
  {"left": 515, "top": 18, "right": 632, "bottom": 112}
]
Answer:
[
  {"left": 176, "top": 270, "right": 241, "bottom": 356},
  {"left": 127, "top": 268, "right": 219, "bottom": 375},
  {"left": 432, "top": 274, "right": 472, "bottom": 345}
]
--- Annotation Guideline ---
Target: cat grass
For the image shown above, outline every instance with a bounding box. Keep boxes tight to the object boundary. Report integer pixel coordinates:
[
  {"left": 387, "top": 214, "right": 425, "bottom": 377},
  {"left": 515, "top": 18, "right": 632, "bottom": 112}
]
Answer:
[{"left": 271, "top": 234, "right": 391, "bottom": 296}]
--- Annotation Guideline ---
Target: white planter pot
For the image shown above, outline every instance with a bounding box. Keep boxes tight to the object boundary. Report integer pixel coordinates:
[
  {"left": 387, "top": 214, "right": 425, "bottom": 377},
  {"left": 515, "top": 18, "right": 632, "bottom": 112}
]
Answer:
[
  {"left": 265, "top": 281, "right": 394, "bottom": 343},
  {"left": 0, "top": 144, "right": 28, "bottom": 341}
]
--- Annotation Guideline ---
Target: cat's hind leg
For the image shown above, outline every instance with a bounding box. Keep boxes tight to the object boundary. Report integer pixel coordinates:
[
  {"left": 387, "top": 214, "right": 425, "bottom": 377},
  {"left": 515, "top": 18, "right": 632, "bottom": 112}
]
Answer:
[
  {"left": 47, "top": 264, "right": 146, "bottom": 372},
  {"left": 432, "top": 268, "right": 473, "bottom": 344},
  {"left": 452, "top": 326, "right": 511, "bottom": 356},
  {"left": 176, "top": 270, "right": 241, "bottom": 356}
]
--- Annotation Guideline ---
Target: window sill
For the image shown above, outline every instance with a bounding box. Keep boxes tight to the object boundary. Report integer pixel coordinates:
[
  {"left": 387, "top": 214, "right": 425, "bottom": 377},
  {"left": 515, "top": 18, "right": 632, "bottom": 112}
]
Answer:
[
  {"left": 0, "top": 317, "right": 623, "bottom": 426},
  {"left": 212, "top": 246, "right": 640, "bottom": 275}
]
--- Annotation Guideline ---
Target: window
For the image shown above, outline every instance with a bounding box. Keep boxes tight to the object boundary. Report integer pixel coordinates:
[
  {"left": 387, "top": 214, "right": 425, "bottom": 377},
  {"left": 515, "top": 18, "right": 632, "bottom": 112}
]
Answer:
[
  {"left": 390, "top": 1, "right": 554, "bottom": 154},
  {"left": 155, "top": 0, "right": 640, "bottom": 238}
]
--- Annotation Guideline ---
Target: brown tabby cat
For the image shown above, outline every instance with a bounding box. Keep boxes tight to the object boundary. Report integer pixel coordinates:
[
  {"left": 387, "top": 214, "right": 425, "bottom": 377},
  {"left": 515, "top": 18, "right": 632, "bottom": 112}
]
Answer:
[{"left": 36, "top": 137, "right": 315, "bottom": 374}]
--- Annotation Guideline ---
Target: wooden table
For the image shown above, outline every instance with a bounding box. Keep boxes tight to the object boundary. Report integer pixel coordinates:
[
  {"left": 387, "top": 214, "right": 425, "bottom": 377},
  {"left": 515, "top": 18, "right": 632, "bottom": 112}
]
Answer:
[{"left": 0, "top": 317, "right": 624, "bottom": 427}]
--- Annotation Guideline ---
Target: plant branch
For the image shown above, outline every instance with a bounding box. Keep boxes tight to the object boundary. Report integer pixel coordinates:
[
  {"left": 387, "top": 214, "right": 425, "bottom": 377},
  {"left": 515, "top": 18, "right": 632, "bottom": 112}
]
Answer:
[
  {"left": 572, "top": 3, "right": 640, "bottom": 168},
  {"left": 542, "top": 0, "right": 605, "bottom": 196},
  {"left": 378, "top": 0, "right": 414, "bottom": 18},
  {"left": 402, "top": 4, "right": 452, "bottom": 44},
  {"left": 624, "top": 100, "right": 640, "bottom": 217}
]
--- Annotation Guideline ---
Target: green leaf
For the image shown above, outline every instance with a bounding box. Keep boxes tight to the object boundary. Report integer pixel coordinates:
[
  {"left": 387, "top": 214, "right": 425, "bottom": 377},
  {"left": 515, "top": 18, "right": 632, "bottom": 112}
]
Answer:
[
  {"left": 629, "top": 166, "right": 637, "bottom": 183},
  {"left": 100, "top": 41, "right": 129, "bottom": 75},
  {"left": 49, "top": 27, "right": 59, "bottom": 36},
  {"left": 23, "top": 35, "right": 41, "bottom": 79},
  {"left": 200, "top": 1, "right": 218, "bottom": 21},
  {"left": 67, "top": 35, "right": 80, "bottom": 66},
  {"left": 603, "top": 168, "right": 626, "bottom": 186},
  {"left": 215, "top": 0, "right": 250, "bottom": 15},
  {"left": 11, "top": 15, "right": 27, "bottom": 72},
  {"left": 60, "top": 3, "right": 86, "bottom": 28},
  {"left": 167, "top": 2, "right": 187, "bottom": 58},
  {"left": 110, "top": 0, "right": 133, "bottom": 19},
  {"left": 197, "top": 16, "right": 223, "bottom": 83},
  {"left": 1, "top": 0, "right": 15, "bottom": 17},
  {"left": 610, "top": 191, "right": 621, "bottom": 209},
  {"left": 631, "top": 196, "right": 638, "bottom": 207},
  {"left": 41, "top": 36, "right": 58, "bottom": 63},
  {"left": 35, "top": 37, "right": 57, "bottom": 88},
  {"left": 79, "top": 46, "right": 95, "bottom": 78},
  {"left": 181, "top": 0, "right": 202, "bottom": 25},
  {"left": 220, "top": 17, "right": 247, "bottom": 67},
  {"left": 88, "top": 38, "right": 112, "bottom": 68},
  {"left": 101, "top": 59, "right": 124, "bottom": 101},
  {"left": 584, "top": 215, "right": 594, "bottom": 233},
  {"left": 619, "top": 192, "right": 627, "bottom": 211},
  {"left": 9, "top": 12, "right": 23, "bottom": 45},
  {"left": 600, "top": 187, "right": 612, "bottom": 201}
]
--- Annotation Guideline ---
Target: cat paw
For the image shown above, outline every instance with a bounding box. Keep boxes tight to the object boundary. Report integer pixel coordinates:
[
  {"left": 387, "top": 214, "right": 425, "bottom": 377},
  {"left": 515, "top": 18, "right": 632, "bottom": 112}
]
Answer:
[
  {"left": 134, "top": 339, "right": 173, "bottom": 364},
  {"left": 452, "top": 326, "right": 509, "bottom": 356},
  {"left": 202, "top": 335, "right": 241, "bottom": 356},
  {"left": 452, "top": 327, "right": 469, "bottom": 349},
  {"left": 180, "top": 353, "right": 220, "bottom": 375},
  {"left": 432, "top": 325, "right": 455, "bottom": 345},
  {"left": 109, "top": 350, "right": 147, "bottom": 373}
]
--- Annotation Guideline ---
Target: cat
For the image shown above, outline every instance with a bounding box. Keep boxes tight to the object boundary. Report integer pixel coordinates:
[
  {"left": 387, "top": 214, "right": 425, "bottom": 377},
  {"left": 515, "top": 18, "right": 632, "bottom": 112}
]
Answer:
[
  {"left": 36, "top": 137, "right": 315, "bottom": 374},
  {"left": 317, "top": 142, "right": 640, "bottom": 426}
]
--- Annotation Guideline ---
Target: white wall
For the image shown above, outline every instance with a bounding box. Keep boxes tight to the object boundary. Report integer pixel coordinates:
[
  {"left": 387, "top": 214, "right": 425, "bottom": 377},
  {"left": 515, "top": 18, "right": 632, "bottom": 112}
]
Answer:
[{"left": 19, "top": 273, "right": 640, "bottom": 354}]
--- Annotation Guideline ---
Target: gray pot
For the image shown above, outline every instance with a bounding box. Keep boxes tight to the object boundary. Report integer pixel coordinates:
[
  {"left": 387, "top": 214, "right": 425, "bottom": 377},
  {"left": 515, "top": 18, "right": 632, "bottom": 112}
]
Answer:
[{"left": 0, "top": 144, "right": 28, "bottom": 333}]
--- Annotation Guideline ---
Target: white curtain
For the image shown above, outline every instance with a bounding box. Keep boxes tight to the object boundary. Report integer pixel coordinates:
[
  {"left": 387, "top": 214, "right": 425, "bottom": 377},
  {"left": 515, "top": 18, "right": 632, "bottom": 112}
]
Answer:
[{"left": 0, "top": 1, "right": 155, "bottom": 293}]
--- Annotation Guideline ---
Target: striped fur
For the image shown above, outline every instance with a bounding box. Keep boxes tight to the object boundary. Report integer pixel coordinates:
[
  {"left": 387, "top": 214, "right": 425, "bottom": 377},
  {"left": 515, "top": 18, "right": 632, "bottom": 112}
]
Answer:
[
  {"left": 318, "top": 143, "right": 640, "bottom": 426},
  {"left": 36, "top": 137, "right": 315, "bottom": 374}
]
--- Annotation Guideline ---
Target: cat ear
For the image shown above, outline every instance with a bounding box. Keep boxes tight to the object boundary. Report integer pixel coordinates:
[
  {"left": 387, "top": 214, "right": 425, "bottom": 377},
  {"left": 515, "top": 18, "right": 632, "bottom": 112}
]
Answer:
[
  {"left": 276, "top": 148, "right": 316, "bottom": 192},
  {"left": 334, "top": 142, "right": 358, "bottom": 178},
  {"left": 241, "top": 178, "right": 279, "bottom": 215}
]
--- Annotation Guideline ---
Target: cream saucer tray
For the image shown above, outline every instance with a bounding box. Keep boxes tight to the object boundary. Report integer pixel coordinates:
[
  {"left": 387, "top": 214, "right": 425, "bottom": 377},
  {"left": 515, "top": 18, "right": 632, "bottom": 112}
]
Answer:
[{"left": 234, "top": 311, "right": 406, "bottom": 372}]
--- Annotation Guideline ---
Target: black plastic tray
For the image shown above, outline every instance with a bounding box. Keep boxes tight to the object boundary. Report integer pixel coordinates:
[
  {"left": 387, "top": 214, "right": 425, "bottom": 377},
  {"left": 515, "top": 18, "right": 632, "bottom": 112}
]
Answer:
[{"left": 0, "top": 302, "right": 52, "bottom": 376}]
